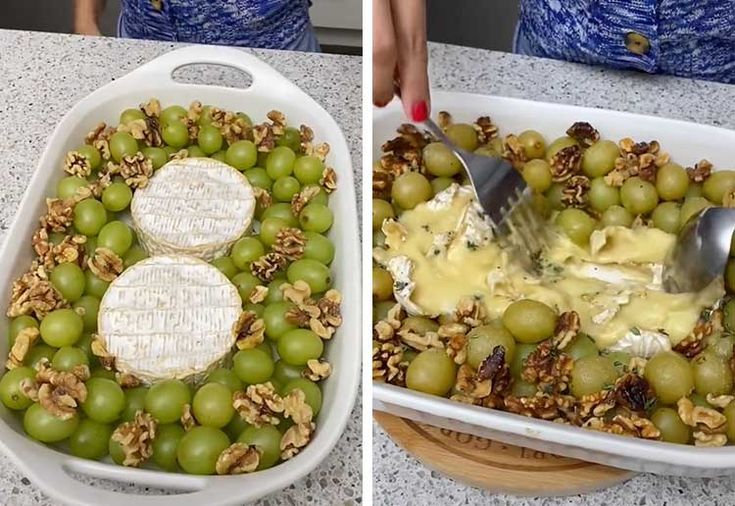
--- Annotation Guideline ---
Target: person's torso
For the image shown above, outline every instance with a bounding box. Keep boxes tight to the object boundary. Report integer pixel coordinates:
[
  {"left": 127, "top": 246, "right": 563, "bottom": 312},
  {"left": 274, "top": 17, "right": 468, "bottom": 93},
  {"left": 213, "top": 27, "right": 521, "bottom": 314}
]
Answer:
[
  {"left": 120, "top": 0, "right": 311, "bottom": 49},
  {"left": 518, "top": 0, "right": 735, "bottom": 83}
]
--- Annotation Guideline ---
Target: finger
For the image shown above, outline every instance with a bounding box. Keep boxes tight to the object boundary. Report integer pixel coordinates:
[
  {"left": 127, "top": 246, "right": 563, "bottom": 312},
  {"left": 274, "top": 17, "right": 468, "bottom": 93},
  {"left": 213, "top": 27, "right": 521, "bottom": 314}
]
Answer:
[
  {"left": 373, "top": 0, "right": 398, "bottom": 107},
  {"left": 391, "top": 0, "right": 430, "bottom": 122}
]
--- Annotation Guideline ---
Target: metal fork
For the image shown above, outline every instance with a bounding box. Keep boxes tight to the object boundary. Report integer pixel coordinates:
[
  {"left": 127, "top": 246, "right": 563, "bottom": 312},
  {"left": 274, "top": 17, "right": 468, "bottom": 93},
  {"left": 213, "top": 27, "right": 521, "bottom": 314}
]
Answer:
[{"left": 422, "top": 118, "right": 547, "bottom": 267}]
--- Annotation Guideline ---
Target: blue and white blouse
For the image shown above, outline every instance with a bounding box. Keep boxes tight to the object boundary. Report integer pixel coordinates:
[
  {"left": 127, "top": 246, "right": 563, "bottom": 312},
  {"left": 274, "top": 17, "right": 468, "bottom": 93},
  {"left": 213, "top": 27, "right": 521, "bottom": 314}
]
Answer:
[
  {"left": 118, "top": 0, "right": 318, "bottom": 51},
  {"left": 515, "top": 0, "right": 735, "bottom": 84}
]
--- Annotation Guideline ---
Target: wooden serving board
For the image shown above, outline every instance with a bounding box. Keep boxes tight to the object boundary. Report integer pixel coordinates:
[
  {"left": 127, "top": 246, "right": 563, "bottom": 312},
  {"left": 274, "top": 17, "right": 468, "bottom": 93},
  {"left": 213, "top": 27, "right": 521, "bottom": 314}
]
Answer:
[{"left": 374, "top": 411, "right": 635, "bottom": 496}]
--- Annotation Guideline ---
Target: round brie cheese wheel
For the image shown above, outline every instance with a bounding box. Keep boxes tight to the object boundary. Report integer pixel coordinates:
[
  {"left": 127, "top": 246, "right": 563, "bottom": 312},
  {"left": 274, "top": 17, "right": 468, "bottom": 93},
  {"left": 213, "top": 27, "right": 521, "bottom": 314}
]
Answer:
[
  {"left": 98, "top": 255, "right": 242, "bottom": 384},
  {"left": 131, "top": 158, "right": 255, "bottom": 261}
]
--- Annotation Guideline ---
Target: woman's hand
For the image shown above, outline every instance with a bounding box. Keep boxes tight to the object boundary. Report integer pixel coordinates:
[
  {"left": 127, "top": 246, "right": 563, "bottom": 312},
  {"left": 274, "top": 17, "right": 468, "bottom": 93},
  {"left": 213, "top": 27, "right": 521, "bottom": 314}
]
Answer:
[{"left": 373, "top": 0, "right": 430, "bottom": 122}]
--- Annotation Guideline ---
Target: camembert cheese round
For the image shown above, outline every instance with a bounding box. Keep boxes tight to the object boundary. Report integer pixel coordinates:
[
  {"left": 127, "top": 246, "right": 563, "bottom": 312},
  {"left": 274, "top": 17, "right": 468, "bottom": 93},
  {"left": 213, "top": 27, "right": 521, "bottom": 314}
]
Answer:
[
  {"left": 131, "top": 158, "right": 256, "bottom": 261},
  {"left": 97, "top": 254, "right": 242, "bottom": 384}
]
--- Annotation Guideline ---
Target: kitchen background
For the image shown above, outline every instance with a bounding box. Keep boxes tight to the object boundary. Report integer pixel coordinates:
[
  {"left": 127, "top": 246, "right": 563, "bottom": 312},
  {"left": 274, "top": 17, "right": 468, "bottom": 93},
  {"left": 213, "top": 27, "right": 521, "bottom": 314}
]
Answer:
[
  {"left": 427, "top": 0, "right": 520, "bottom": 52},
  {"left": 1, "top": 0, "right": 362, "bottom": 53}
]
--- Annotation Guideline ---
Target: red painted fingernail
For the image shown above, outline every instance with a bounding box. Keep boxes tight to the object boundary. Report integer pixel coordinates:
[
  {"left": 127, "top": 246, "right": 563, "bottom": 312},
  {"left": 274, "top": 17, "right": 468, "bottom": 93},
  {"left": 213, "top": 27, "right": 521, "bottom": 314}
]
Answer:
[
  {"left": 374, "top": 99, "right": 388, "bottom": 108},
  {"left": 410, "top": 101, "right": 428, "bottom": 122}
]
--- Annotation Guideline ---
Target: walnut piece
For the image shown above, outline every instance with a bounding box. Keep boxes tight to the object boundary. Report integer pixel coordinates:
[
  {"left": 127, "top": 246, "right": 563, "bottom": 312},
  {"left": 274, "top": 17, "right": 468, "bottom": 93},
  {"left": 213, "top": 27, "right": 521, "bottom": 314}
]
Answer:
[
  {"left": 272, "top": 227, "right": 306, "bottom": 261},
  {"left": 7, "top": 267, "right": 66, "bottom": 319},
  {"left": 283, "top": 388, "right": 314, "bottom": 424},
  {"left": 233, "top": 382, "right": 284, "bottom": 427},
  {"left": 502, "top": 134, "right": 527, "bottom": 170},
  {"left": 64, "top": 151, "right": 92, "bottom": 178},
  {"left": 687, "top": 160, "right": 712, "bottom": 183},
  {"left": 21, "top": 359, "right": 89, "bottom": 420},
  {"left": 693, "top": 431, "right": 727, "bottom": 447},
  {"left": 566, "top": 122, "right": 599, "bottom": 147},
  {"left": 216, "top": 443, "right": 260, "bottom": 474},
  {"left": 111, "top": 411, "right": 157, "bottom": 467},
  {"left": 291, "top": 185, "right": 322, "bottom": 216},
  {"left": 6, "top": 327, "right": 40, "bottom": 369},
  {"left": 180, "top": 403, "right": 197, "bottom": 431},
  {"left": 552, "top": 311, "right": 580, "bottom": 350},
  {"left": 474, "top": 116, "right": 498, "bottom": 144},
  {"left": 707, "top": 393, "right": 734, "bottom": 409},
  {"left": 549, "top": 145, "right": 582, "bottom": 183},
  {"left": 521, "top": 341, "right": 574, "bottom": 394},
  {"left": 41, "top": 198, "right": 75, "bottom": 233},
  {"left": 88, "top": 247, "right": 124, "bottom": 282},
  {"left": 452, "top": 297, "right": 486, "bottom": 327},
  {"left": 373, "top": 303, "right": 405, "bottom": 343},
  {"left": 504, "top": 394, "right": 575, "bottom": 420},
  {"left": 372, "top": 341, "right": 407, "bottom": 385},
  {"left": 613, "top": 372, "right": 654, "bottom": 413},
  {"left": 91, "top": 334, "right": 116, "bottom": 370},
  {"left": 677, "top": 397, "right": 727, "bottom": 430},
  {"left": 280, "top": 421, "right": 315, "bottom": 460},
  {"left": 561, "top": 175, "right": 590, "bottom": 208},
  {"left": 118, "top": 153, "right": 154, "bottom": 189},
  {"left": 445, "top": 331, "right": 467, "bottom": 365},
  {"left": 116, "top": 372, "right": 141, "bottom": 389},
  {"left": 304, "top": 359, "right": 332, "bottom": 381},
  {"left": 248, "top": 285, "right": 268, "bottom": 304},
  {"left": 674, "top": 309, "right": 722, "bottom": 358},
  {"left": 250, "top": 253, "right": 288, "bottom": 282},
  {"left": 234, "top": 311, "right": 266, "bottom": 350},
  {"left": 320, "top": 167, "right": 337, "bottom": 193}
]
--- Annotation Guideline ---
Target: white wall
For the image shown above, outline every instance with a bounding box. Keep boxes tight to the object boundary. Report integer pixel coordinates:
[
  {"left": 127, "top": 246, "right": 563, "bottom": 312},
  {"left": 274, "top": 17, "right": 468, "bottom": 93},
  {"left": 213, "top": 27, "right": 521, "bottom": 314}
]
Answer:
[{"left": 427, "top": 0, "right": 520, "bottom": 52}]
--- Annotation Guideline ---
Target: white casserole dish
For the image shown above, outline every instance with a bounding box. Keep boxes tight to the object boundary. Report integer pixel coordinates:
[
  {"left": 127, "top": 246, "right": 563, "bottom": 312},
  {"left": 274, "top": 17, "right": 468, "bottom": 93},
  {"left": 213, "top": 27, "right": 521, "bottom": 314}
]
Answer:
[
  {"left": 0, "top": 45, "right": 360, "bottom": 505},
  {"left": 373, "top": 90, "right": 735, "bottom": 477}
]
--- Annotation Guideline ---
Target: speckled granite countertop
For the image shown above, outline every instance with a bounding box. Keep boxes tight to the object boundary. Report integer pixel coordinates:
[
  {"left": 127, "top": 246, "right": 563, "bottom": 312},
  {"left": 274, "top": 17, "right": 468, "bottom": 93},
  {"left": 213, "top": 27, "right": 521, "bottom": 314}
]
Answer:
[
  {"left": 374, "top": 42, "right": 735, "bottom": 506},
  {"left": 0, "top": 29, "right": 361, "bottom": 506}
]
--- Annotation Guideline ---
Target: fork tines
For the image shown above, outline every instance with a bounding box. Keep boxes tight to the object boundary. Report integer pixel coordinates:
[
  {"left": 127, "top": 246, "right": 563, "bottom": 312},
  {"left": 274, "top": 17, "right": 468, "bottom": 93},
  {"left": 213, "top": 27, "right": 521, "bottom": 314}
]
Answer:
[{"left": 492, "top": 188, "right": 546, "bottom": 270}]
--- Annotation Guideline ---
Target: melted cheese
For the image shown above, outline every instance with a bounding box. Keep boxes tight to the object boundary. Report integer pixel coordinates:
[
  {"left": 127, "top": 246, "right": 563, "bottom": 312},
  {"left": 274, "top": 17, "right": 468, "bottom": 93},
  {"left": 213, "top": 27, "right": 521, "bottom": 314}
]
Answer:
[{"left": 373, "top": 184, "right": 724, "bottom": 351}]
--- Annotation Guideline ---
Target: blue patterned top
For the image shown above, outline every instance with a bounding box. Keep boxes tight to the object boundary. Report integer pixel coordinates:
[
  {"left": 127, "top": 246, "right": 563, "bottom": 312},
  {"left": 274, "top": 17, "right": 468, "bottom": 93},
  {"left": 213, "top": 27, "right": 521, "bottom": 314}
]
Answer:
[
  {"left": 118, "top": 0, "right": 317, "bottom": 51},
  {"left": 515, "top": 0, "right": 735, "bottom": 84}
]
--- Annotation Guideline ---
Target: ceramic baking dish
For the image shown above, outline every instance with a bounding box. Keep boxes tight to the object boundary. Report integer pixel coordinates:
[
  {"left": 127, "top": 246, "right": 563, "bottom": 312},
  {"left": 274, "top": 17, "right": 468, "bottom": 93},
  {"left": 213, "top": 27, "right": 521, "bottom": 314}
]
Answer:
[
  {"left": 0, "top": 45, "right": 360, "bottom": 505},
  {"left": 373, "top": 91, "right": 735, "bottom": 477}
]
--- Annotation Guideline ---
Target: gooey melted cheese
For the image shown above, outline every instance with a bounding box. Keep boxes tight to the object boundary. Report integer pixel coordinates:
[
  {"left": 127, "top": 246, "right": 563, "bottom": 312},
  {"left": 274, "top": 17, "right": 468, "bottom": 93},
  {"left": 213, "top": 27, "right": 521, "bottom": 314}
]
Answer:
[{"left": 373, "top": 184, "right": 724, "bottom": 350}]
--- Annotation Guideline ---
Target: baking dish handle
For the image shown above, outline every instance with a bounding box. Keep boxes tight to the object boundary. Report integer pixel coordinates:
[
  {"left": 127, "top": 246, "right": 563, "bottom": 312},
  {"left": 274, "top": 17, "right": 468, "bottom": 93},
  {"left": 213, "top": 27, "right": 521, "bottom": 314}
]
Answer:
[{"left": 116, "top": 44, "right": 299, "bottom": 97}]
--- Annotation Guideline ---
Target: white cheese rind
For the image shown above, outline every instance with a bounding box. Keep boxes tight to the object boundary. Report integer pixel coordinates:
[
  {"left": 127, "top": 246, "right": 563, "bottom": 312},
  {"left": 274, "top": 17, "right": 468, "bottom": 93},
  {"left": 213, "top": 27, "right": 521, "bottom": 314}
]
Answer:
[
  {"left": 131, "top": 158, "right": 255, "bottom": 261},
  {"left": 98, "top": 254, "right": 242, "bottom": 384},
  {"left": 607, "top": 329, "right": 672, "bottom": 358}
]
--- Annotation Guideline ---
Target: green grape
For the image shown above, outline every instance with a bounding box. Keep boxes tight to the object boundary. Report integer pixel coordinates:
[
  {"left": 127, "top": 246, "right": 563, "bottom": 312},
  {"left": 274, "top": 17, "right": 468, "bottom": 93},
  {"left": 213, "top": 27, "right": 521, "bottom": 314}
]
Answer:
[
  {"left": 121, "top": 386, "right": 148, "bottom": 421},
  {"left": 73, "top": 199, "right": 108, "bottom": 236},
  {"left": 75, "top": 333, "right": 95, "bottom": 361},
  {"left": 544, "top": 183, "right": 565, "bottom": 210},
  {"left": 245, "top": 303, "right": 265, "bottom": 318},
  {"left": 302, "top": 185, "right": 329, "bottom": 205},
  {"left": 724, "top": 402, "right": 735, "bottom": 442},
  {"left": 703, "top": 170, "right": 735, "bottom": 204},
  {"left": 142, "top": 147, "right": 168, "bottom": 170},
  {"left": 522, "top": 159, "right": 552, "bottom": 192},
  {"left": 656, "top": 163, "right": 689, "bottom": 201},
  {"left": 273, "top": 361, "right": 305, "bottom": 385},
  {"left": 303, "top": 232, "right": 334, "bottom": 265},
  {"left": 466, "top": 324, "right": 516, "bottom": 369},
  {"left": 690, "top": 392, "right": 709, "bottom": 408},
  {"left": 372, "top": 267, "right": 393, "bottom": 301},
  {"left": 571, "top": 355, "right": 619, "bottom": 398},
  {"left": 225, "top": 415, "right": 251, "bottom": 441},
  {"left": 446, "top": 123, "right": 478, "bottom": 151},
  {"left": 273, "top": 176, "right": 301, "bottom": 202},
  {"left": 406, "top": 349, "right": 457, "bottom": 396},
  {"left": 705, "top": 333, "right": 735, "bottom": 360},
  {"left": 511, "top": 380, "right": 538, "bottom": 397},
  {"left": 84, "top": 270, "right": 109, "bottom": 298},
  {"left": 211, "top": 256, "right": 238, "bottom": 280},
  {"left": 123, "top": 245, "right": 148, "bottom": 268},
  {"left": 605, "top": 351, "right": 632, "bottom": 374},
  {"left": 49, "top": 260, "right": 85, "bottom": 301},
  {"left": 644, "top": 351, "right": 694, "bottom": 404},
  {"left": 161, "top": 121, "right": 189, "bottom": 149},
  {"left": 621, "top": 177, "right": 659, "bottom": 215},
  {"left": 145, "top": 379, "right": 191, "bottom": 424},
  {"left": 51, "top": 346, "right": 89, "bottom": 371},
  {"left": 8, "top": 315, "right": 38, "bottom": 346},
  {"left": 283, "top": 378, "right": 322, "bottom": 415},
  {"left": 724, "top": 301, "right": 735, "bottom": 333},
  {"left": 474, "top": 145, "right": 499, "bottom": 158},
  {"left": 651, "top": 407, "right": 691, "bottom": 444},
  {"left": 266, "top": 146, "right": 297, "bottom": 179},
  {"left": 601, "top": 205, "right": 634, "bottom": 227},
  {"left": 185, "top": 145, "right": 205, "bottom": 158},
  {"left": 57, "top": 176, "right": 88, "bottom": 199},
  {"left": 160, "top": 105, "right": 187, "bottom": 125},
  {"left": 680, "top": 197, "right": 711, "bottom": 227},
  {"left": 70, "top": 419, "right": 112, "bottom": 460},
  {"left": 177, "top": 426, "right": 230, "bottom": 475},
  {"left": 277, "top": 329, "right": 323, "bottom": 366},
  {"left": 101, "top": 182, "right": 133, "bottom": 212},
  {"left": 90, "top": 366, "right": 116, "bottom": 380},
  {"left": 232, "top": 272, "right": 260, "bottom": 301},
  {"left": 392, "top": 172, "right": 432, "bottom": 209},
  {"left": 423, "top": 142, "right": 462, "bottom": 177},
  {"left": 686, "top": 183, "right": 704, "bottom": 198},
  {"left": 265, "top": 278, "right": 289, "bottom": 304},
  {"left": 227, "top": 140, "right": 258, "bottom": 170},
  {"left": 263, "top": 301, "right": 298, "bottom": 340},
  {"left": 244, "top": 167, "right": 273, "bottom": 190},
  {"left": 294, "top": 156, "right": 325, "bottom": 185},
  {"left": 373, "top": 302, "right": 395, "bottom": 324},
  {"left": 261, "top": 203, "right": 298, "bottom": 227},
  {"left": 276, "top": 126, "right": 301, "bottom": 152},
  {"left": 24, "top": 344, "right": 56, "bottom": 368},
  {"left": 581, "top": 140, "right": 618, "bottom": 177},
  {"left": 373, "top": 231, "right": 385, "bottom": 248},
  {"left": 233, "top": 348, "right": 275, "bottom": 384},
  {"left": 651, "top": 202, "right": 681, "bottom": 234},
  {"left": 287, "top": 259, "right": 332, "bottom": 293},
  {"left": 565, "top": 334, "right": 599, "bottom": 361},
  {"left": 84, "top": 236, "right": 98, "bottom": 258},
  {"left": 163, "top": 145, "right": 177, "bottom": 157},
  {"left": 119, "top": 108, "right": 145, "bottom": 124},
  {"left": 299, "top": 203, "right": 333, "bottom": 233},
  {"left": 197, "top": 125, "right": 223, "bottom": 155},
  {"left": 510, "top": 343, "right": 537, "bottom": 378},
  {"left": 49, "top": 232, "right": 66, "bottom": 245},
  {"left": 555, "top": 208, "right": 597, "bottom": 245},
  {"left": 692, "top": 352, "right": 733, "bottom": 396},
  {"left": 0, "top": 366, "right": 35, "bottom": 410},
  {"left": 153, "top": 424, "right": 185, "bottom": 471},
  {"left": 502, "top": 300, "right": 557, "bottom": 344},
  {"left": 97, "top": 220, "right": 133, "bottom": 256},
  {"left": 259, "top": 217, "right": 289, "bottom": 247},
  {"left": 82, "top": 378, "right": 125, "bottom": 423},
  {"left": 401, "top": 316, "right": 439, "bottom": 335},
  {"left": 109, "top": 132, "right": 138, "bottom": 162},
  {"left": 40, "top": 308, "right": 83, "bottom": 347},
  {"left": 198, "top": 106, "right": 214, "bottom": 126},
  {"left": 207, "top": 367, "right": 243, "bottom": 393},
  {"left": 431, "top": 177, "right": 454, "bottom": 195},
  {"left": 588, "top": 178, "right": 620, "bottom": 212},
  {"left": 109, "top": 435, "right": 125, "bottom": 465},
  {"left": 237, "top": 425, "right": 281, "bottom": 469},
  {"left": 518, "top": 130, "right": 546, "bottom": 159},
  {"left": 545, "top": 136, "right": 578, "bottom": 161},
  {"left": 24, "top": 403, "right": 79, "bottom": 442},
  {"left": 77, "top": 145, "right": 103, "bottom": 170},
  {"left": 192, "top": 382, "right": 235, "bottom": 428}
]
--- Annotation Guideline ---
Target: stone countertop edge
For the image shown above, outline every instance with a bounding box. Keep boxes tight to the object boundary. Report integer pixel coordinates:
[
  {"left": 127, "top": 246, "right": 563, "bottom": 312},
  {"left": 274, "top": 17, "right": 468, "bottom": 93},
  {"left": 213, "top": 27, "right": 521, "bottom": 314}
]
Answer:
[
  {"left": 374, "top": 41, "right": 735, "bottom": 506},
  {"left": 0, "top": 28, "right": 361, "bottom": 506}
]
